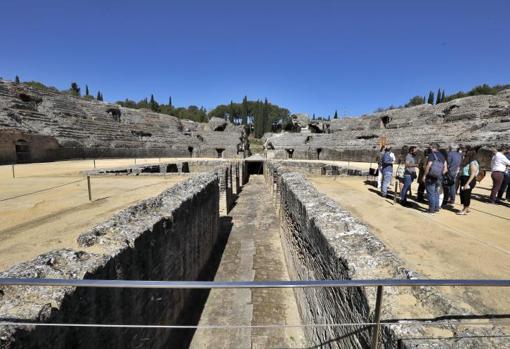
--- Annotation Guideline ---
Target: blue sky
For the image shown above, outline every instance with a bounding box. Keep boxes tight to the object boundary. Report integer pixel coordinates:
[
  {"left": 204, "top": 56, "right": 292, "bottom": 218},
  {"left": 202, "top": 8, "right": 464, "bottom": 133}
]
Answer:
[{"left": 1, "top": 0, "right": 509, "bottom": 116}]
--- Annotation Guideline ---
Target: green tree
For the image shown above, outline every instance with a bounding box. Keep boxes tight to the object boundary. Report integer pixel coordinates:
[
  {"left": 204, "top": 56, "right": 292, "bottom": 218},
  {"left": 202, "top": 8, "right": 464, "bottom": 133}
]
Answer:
[
  {"left": 441, "top": 90, "right": 446, "bottom": 103},
  {"left": 70, "top": 82, "right": 81, "bottom": 96},
  {"left": 241, "top": 96, "right": 249, "bottom": 125},
  {"left": 149, "top": 94, "right": 159, "bottom": 112},
  {"left": 333, "top": 110, "right": 338, "bottom": 119},
  {"left": 96, "top": 91, "right": 103, "bottom": 101},
  {"left": 15, "top": 75, "right": 20, "bottom": 84},
  {"left": 228, "top": 101, "right": 236, "bottom": 123},
  {"left": 405, "top": 96, "right": 424, "bottom": 107},
  {"left": 168, "top": 96, "right": 172, "bottom": 108},
  {"left": 312, "top": 113, "right": 316, "bottom": 120},
  {"left": 85, "top": 85, "right": 90, "bottom": 96},
  {"left": 427, "top": 91, "right": 434, "bottom": 104},
  {"left": 436, "top": 89, "right": 442, "bottom": 104}
]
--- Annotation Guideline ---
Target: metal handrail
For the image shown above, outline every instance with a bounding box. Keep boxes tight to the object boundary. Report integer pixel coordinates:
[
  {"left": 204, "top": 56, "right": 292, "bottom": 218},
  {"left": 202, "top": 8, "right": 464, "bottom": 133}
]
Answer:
[
  {"left": 1, "top": 278, "right": 509, "bottom": 349},
  {"left": 1, "top": 278, "right": 510, "bottom": 288}
]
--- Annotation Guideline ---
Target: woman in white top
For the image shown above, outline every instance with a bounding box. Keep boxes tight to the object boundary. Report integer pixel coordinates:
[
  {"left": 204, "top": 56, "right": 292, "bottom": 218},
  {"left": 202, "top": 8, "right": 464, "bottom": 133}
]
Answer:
[
  {"left": 458, "top": 148, "right": 479, "bottom": 215},
  {"left": 490, "top": 146, "right": 510, "bottom": 203}
]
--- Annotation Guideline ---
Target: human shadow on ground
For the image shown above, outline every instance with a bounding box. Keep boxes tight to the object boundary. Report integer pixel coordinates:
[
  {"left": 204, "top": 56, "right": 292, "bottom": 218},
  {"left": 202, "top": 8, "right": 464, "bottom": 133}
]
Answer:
[{"left": 366, "top": 187, "right": 429, "bottom": 212}]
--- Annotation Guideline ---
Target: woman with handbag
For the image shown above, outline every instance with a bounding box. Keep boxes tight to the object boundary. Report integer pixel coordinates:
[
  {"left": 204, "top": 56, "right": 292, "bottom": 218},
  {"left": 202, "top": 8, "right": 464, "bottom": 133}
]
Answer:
[{"left": 458, "top": 147, "right": 479, "bottom": 215}]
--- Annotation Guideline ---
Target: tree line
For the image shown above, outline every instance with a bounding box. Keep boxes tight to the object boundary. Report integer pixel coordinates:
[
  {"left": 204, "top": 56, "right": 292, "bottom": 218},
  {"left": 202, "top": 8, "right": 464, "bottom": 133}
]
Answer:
[
  {"left": 377, "top": 83, "right": 510, "bottom": 112},
  {"left": 207, "top": 96, "right": 291, "bottom": 138}
]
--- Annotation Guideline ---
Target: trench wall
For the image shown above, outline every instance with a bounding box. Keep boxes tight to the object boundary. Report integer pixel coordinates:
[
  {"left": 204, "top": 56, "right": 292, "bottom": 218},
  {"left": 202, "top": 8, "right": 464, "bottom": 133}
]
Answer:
[
  {"left": 0, "top": 173, "right": 220, "bottom": 349},
  {"left": 84, "top": 159, "right": 243, "bottom": 214},
  {"left": 265, "top": 161, "right": 510, "bottom": 348},
  {"left": 268, "top": 159, "right": 367, "bottom": 177}
]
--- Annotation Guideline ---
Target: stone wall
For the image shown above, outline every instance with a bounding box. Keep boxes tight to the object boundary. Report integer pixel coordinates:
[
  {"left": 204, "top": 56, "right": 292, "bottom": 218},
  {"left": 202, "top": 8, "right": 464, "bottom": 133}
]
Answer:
[
  {"left": 0, "top": 174, "right": 220, "bottom": 349},
  {"left": 0, "top": 129, "right": 60, "bottom": 164},
  {"left": 83, "top": 159, "right": 240, "bottom": 214},
  {"left": 0, "top": 79, "right": 247, "bottom": 164},
  {"left": 264, "top": 161, "right": 510, "bottom": 348},
  {"left": 268, "top": 159, "right": 367, "bottom": 177},
  {"left": 265, "top": 90, "right": 510, "bottom": 164}
]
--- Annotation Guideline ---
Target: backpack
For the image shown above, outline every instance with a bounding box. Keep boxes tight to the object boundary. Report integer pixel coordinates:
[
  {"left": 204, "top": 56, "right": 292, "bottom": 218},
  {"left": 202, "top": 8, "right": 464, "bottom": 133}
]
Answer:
[
  {"left": 429, "top": 152, "right": 444, "bottom": 179},
  {"left": 382, "top": 152, "right": 393, "bottom": 167}
]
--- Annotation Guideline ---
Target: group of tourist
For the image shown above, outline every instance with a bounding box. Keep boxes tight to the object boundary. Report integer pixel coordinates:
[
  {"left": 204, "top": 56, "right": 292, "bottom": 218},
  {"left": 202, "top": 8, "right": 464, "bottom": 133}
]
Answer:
[{"left": 376, "top": 143, "right": 510, "bottom": 214}]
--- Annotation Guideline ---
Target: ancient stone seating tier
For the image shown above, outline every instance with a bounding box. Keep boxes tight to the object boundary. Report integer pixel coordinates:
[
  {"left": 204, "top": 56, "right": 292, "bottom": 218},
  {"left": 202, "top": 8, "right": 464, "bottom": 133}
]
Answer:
[{"left": 0, "top": 79, "right": 247, "bottom": 164}]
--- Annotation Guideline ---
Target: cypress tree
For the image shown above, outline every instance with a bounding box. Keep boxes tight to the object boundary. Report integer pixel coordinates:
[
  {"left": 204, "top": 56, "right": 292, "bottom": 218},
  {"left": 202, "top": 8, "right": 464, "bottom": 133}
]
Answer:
[
  {"left": 441, "top": 90, "right": 446, "bottom": 103},
  {"left": 423, "top": 96, "right": 427, "bottom": 104},
  {"left": 96, "top": 91, "right": 103, "bottom": 101},
  {"left": 168, "top": 96, "right": 172, "bottom": 108},
  {"left": 85, "top": 85, "right": 90, "bottom": 96},
  {"left": 333, "top": 110, "right": 338, "bottom": 119},
  {"left": 241, "top": 96, "right": 248, "bottom": 125},
  {"left": 229, "top": 101, "right": 235, "bottom": 123},
  {"left": 427, "top": 91, "right": 434, "bottom": 105},
  {"left": 436, "top": 89, "right": 441, "bottom": 104},
  {"left": 312, "top": 113, "right": 316, "bottom": 120},
  {"left": 15, "top": 75, "right": 20, "bottom": 84},
  {"left": 149, "top": 94, "right": 158, "bottom": 112},
  {"left": 261, "top": 98, "right": 269, "bottom": 135}
]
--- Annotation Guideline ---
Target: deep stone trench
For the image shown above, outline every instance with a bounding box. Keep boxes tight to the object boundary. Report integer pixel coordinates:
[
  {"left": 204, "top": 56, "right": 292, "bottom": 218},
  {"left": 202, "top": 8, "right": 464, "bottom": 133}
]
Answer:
[
  {"left": 0, "top": 162, "right": 377, "bottom": 349},
  {"left": 7, "top": 160, "right": 495, "bottom": 348}
]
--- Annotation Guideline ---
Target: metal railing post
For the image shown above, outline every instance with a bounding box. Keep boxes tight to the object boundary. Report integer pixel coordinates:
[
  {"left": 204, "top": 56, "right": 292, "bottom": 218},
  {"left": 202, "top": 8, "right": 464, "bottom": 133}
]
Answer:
[
  {"left": 87, "top": 176, "right": 92, "bottom": 201},
  {"left": 371, "top": 285, "right": 383, "bottom": 349},
  {"left": 93, "top": 159, "right": 96, "bottom": 168},
  {"left": 12, "top": 164, "right": 15, "bottom": 179}
]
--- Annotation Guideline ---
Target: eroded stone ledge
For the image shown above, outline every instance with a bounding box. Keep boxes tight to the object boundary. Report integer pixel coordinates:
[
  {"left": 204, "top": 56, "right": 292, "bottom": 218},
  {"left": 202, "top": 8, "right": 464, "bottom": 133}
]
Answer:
[
  {"left": 0, "top": 173, "right": 220, "bottom": 348},
  {"left": 265, "top": 161, "right": 509, "bottom": 348}
]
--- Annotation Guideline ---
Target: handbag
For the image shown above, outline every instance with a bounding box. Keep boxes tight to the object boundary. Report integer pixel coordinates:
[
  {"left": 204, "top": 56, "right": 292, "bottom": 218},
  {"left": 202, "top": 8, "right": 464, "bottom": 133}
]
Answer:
[{"left": 443, "top": 173, "right": 454, "bottom": 186}]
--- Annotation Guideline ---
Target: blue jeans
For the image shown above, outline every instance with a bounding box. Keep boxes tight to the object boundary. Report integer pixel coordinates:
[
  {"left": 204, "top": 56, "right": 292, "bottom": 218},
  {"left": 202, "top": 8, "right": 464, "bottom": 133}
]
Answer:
[
  {"left": 426, "top": 178, "right": 441, "bottom": 212},
  {"left": 400, "top": 174, "right": 413, "bottom": 203},
  {"left": 445, "top": 174, "right": 457, "bottom": 204},
  {"left": 381, "top": 170, "right": 393, "bottom": 197}
]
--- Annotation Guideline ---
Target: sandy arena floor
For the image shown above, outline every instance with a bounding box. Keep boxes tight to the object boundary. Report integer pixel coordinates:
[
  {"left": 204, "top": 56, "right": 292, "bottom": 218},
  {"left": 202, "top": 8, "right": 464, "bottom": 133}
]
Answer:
[
  {"left": 309, "top": 174, "right": 510, "bottom": 315},
  {"left": 0, "top": 159, "right": 188, "bottom": 272}
]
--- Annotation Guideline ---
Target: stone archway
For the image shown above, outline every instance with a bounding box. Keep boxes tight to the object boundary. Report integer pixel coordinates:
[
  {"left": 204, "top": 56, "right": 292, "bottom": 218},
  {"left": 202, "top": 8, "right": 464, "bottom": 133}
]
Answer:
[{"left": 15, "top": 139, "right": 31, "bottom": 163}]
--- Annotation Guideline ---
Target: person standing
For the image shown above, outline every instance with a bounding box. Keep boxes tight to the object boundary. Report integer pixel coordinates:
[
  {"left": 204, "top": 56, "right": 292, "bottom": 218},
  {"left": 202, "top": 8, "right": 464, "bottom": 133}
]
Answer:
[
  {"left": 376, "top": 146, "right": 385, "bottom": 190},
  {"left": 422, "top": 143, "right": 447, "bottom": 213},
  {"left": 490, "top": 146, "right": 510, "bottom": 203},
  {"left": 380, "top": 146, "right": 395, "bottom": 198},
  {"left": 458, "top": 148, "right": 479, "bottom": 215},
  {"left": 497, "top": 147, "right": 510, "bottom": 201},
  {"left": 444, "top": 144, "right": 463, "bottom": 207},
  {"left": 417, "top": 148, "right": 429, "bottom": 202},
  {"left": 400, "top": 146, "right": 418, "bottom": 206}
]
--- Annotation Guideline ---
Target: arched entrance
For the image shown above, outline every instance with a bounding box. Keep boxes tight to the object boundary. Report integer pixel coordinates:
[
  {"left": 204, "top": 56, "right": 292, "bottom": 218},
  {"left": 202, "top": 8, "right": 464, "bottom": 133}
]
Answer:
[{"left": 15, "top": 139, "right": 31, "bottom": 163}]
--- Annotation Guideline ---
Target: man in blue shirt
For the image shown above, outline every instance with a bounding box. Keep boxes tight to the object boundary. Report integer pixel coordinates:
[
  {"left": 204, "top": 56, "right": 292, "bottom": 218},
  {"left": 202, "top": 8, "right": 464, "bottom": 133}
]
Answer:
[
  {"left": 422, "top": 143, "right": 447, "bottom": 213},
  {"left": 443, "top": 144, "right": 463, "bottom": 206}
]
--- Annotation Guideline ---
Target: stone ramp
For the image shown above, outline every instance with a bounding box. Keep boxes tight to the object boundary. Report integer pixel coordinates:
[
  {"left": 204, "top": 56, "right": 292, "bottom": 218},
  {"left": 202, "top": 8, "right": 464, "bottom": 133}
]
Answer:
[{"left": 190, "top": 175, "right": 305, "bottom": 348}]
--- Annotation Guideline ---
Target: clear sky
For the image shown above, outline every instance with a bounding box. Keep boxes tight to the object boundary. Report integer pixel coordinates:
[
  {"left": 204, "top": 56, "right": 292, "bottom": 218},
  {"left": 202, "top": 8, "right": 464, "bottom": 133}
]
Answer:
[{"left": 1, "top": 0, "right": 509, "bottom": 116}]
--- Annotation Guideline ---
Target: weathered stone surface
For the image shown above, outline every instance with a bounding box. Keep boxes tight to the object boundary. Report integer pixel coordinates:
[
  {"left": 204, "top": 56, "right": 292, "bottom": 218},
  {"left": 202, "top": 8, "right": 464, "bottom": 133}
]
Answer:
[
  {"left": 83, "top": 159, "right": 241, "bottom": 214},
  {"left": 264, "top": 161, "right": 510, "bottom": 348},
  {"left": 266, "top": 91, "right": 510, "bottom": 163},
  {"left": 0, "top": 173, "right": 220, "bottom": 348},
  {"left": 0, "top": 79, "right": 247, "bottom": 164}
]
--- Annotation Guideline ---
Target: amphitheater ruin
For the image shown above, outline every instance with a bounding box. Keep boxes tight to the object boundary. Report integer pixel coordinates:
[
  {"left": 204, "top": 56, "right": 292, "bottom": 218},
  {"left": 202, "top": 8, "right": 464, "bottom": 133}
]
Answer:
[{"left": 0, "top": 79, "right": 509, "bottom": 348}]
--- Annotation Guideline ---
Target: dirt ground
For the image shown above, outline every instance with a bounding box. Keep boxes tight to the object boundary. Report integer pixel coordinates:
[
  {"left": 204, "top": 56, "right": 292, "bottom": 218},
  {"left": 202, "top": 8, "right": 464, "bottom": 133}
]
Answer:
[
  {"left": 0, "top": 159, "right": 187, "bottom": 272},
  {"left": 309, "top": 174, "right": 510, "bottom": 315}
]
